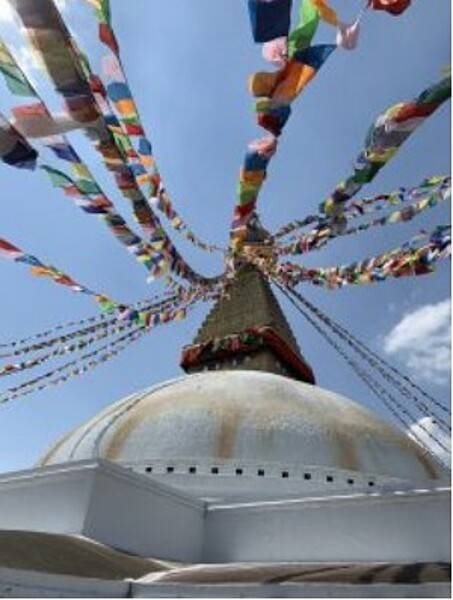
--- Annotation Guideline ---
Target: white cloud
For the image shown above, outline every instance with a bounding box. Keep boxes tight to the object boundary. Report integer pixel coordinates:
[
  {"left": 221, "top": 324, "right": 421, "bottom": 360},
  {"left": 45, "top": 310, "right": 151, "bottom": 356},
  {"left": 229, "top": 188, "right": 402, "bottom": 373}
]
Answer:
[
  {"left": 408, "top": 416, "right": 451, "bottom": 469},
  {"left": 382, "top": 299, "right": 451, "bottom": 386}
]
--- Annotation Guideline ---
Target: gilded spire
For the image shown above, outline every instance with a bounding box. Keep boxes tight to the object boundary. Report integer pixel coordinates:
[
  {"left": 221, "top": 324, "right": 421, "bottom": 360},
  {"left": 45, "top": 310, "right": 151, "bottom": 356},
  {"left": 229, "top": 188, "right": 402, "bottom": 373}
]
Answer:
[{"left": 181, "top": 264, "right": 315, "bottom": 384}]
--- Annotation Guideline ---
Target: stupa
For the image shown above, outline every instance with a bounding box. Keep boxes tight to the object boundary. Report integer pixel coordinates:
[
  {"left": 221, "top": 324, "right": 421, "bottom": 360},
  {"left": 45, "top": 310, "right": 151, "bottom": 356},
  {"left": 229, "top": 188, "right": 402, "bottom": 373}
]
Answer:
[{"left": 0, "top": 266, "right": 450, "bottom": 597}]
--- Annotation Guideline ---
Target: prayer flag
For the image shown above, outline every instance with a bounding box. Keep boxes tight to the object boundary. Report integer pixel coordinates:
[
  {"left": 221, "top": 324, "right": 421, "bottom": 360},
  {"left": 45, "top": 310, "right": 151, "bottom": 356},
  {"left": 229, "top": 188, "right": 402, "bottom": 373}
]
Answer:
[
  {"left": 0, "top": 40, "right": 37, "bottom": 97},
  {"left": 248, "top": 0, "right": 292, "bottom": 43},
  {"left": 370, "top": 0, "right": 411, "bottom": 16}
]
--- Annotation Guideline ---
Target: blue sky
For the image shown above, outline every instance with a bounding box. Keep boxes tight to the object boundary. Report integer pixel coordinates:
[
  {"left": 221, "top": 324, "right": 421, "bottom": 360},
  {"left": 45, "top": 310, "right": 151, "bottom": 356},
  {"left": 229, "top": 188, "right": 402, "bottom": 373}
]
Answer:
[{"left": 0, "top": 0, "right": 450, "bottom": 472}]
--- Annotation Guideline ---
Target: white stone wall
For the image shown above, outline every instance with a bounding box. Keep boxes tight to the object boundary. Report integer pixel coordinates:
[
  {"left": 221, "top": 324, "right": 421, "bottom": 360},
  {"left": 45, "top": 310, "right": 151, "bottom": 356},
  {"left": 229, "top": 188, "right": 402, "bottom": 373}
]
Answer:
[
  {"left": 203, "top": 488, "right": 451, "bottom": 563},
  {"left": 0, "top": 460, "right": 449, "bottom": 564},
  {"left": 125, "top": 457, "right": 411, "bottom": 503},
  {"left": 0, "top": 464, "right": 95, "bottom": 534},
  {"left": 0, "top": 461, "right": 205, "bottom": 562},
  {"left": 83, "top": 463, "right": 205, "bottom": 561}
]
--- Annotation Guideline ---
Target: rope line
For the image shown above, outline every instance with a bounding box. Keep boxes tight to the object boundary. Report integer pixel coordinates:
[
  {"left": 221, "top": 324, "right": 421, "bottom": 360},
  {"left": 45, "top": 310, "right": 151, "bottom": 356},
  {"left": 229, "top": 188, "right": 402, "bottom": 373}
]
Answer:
[
  {"left": 273, "top": 280, "right": 450, "bottom": 459},
  {"left": 287, "top": 286, "right": 451, "bottom": 432}
]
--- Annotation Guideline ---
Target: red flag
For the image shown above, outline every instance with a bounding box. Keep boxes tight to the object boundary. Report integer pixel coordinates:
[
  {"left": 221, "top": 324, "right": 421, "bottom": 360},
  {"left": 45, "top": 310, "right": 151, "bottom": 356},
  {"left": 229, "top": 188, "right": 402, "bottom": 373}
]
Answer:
[
  {"left": 370, "top": 0, "right": 411, "bottom": 15},
  {"left": 63, "top": 185, "right": 82, "bottom": 197},
  {"left": 124, "top": 122, "right": 144, "bottom": 136},
  {"left": 90, "top": 195, "right": 113, "bottom": 209},
  {"left": 11, "top": 102, "right": 47, "bottom": 121},
  {"left": 393, "top": 101, "right": 438, "bottom": 123},
  {"left": 65, "top": 95, "right": 99, "bottom": 123},
  {"left": 233, "top": 200, "right": 256, "bottom": 219},
  {"left": 0, "top": 238, "right": 22, "bottom": 257},
  {"left": 99, "top": 23, "right": 119, "bottom": 55},
  {"left": 89, "top": 74, "right": 107, "bottom": 98}
]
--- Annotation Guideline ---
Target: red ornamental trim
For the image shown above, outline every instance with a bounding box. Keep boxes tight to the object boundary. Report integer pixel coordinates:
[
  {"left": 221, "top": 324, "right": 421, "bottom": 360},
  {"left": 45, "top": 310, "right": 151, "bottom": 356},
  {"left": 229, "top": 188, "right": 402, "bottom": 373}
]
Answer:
[{"left": 181, "top": 325, "right": 315, "bottom": 384}]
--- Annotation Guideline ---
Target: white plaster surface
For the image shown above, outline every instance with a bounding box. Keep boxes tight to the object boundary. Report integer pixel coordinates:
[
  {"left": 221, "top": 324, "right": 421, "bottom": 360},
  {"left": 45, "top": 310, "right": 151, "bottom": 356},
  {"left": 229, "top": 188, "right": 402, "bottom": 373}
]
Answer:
[
  {"left": 0, "top": 464, "right": 94, "bottom": 534},
  {"left": 40, "top": 372, "right": 443, "bottom": 483},
  {"left": 0, "top": 460, "right": 449, "bottom": 564},
  {"left": 203, "top": 488, "right": 451, "bottom": 563},
  {"left": 83, "top": 462, "right": 205, "bottom": 561},
  {"left": 0, "top": 461, "right": 204, "bottom": 562},
  {"left": 125, "top": 457, "right": 417, "bottom": 503}
]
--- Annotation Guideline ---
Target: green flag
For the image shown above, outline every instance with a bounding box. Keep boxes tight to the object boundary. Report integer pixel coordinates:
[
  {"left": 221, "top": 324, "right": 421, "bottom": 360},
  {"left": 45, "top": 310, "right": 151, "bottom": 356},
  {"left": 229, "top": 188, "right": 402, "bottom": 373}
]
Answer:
[
  {"left": 76, "top": 179, "right": 102, "bottom": 195},
  {"left": 0, "top": 41, "right": 37, "bottom": 97},
  {"left": 288, "top": 0, "right": 320, "bottom": 57},
  {"left": 41, "top": 165, "right": 74, "bottom": 188}
]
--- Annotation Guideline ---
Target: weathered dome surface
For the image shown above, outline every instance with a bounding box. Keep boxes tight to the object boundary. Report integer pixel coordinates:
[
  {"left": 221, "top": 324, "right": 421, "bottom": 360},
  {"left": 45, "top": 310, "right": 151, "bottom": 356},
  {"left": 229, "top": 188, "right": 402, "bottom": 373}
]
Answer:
[{"left": 40, "top": 371, "right": 440, "bottom": 480}]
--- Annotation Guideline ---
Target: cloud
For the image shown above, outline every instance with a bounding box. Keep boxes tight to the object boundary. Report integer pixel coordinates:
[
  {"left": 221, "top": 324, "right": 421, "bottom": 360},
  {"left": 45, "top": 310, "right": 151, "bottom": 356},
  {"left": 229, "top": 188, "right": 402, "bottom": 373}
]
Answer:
[
  {"left": 382, "top": 299, "right": 451, "bottom": 386},
  {"left": 408, "top": 417, "right": 451, "bottom": 469}
]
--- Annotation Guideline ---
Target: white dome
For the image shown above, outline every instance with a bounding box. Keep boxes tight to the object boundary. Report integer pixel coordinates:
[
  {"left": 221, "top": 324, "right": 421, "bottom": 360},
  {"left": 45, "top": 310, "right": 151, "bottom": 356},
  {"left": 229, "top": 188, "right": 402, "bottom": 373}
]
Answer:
[{"left": 40, "top": 371, "right": 440, "bottom": 482}]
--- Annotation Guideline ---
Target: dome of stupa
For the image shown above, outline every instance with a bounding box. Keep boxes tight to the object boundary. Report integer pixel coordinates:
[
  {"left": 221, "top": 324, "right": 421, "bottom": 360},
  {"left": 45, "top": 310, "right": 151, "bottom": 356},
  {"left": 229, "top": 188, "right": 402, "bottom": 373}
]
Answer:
[{"left": 40, "top": 370, "right": 441, "bottom": 482}]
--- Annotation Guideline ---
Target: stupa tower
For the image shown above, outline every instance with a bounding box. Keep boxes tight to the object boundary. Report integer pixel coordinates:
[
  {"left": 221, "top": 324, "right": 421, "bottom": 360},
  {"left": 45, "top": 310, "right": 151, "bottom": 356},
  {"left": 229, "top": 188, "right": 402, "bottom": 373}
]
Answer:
[{"left": 181, "top": 263, "right": 315, "bottom": 383}]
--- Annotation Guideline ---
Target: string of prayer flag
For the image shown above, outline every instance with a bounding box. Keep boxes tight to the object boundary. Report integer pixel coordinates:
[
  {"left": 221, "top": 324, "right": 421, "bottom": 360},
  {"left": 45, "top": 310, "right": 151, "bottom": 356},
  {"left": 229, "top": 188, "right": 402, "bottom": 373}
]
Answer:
[
  {"left": 232, "top": 42, "right": 336, "bottom": 239},
  {"left": 0, "top": 236, "right": 121, "bottom": 313},
  {"left": 274, "top": 176, "right": 451, "bottom": 239},
  {"left": 232, "top": 0, "right": 364, "bottom": 246},
  {"left": 0, "top": 302, "right": 193, "bottom": 405},
  {"left": 0, "top": 320, "right": 135, "bottom": 377},
  {"left": 277, "top": 179, "right": 451, "bottom": 255},
  {"left": 0, "top": 326, "right": 148, "bottom": 404},
  {"left": 320, "top": 75, "right": 451, "bottom": 224},
  {"left": 83, "top": 0, "right": 222, "bottom": 255},
  {"left": 0, "top": 291, "right": 187, "bottom": 359},
  {"left": 0, "top": 37, "right": 173, "bottom": 280},
  {"left": 275, "top": 225, "right": 451, "bottom": 289}
]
